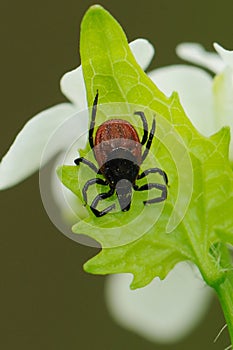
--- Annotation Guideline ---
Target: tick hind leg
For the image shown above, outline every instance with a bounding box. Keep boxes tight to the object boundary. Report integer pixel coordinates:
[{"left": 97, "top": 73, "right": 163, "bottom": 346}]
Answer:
[
  {"left": 82, "top": 178, "right": 108, "bottom": 204},
  {"left": 90, "top": 187, "right": 115, "bottom": 217},
  {"left": 137, "top": 167, "right": 168, "bottom": 185},
  {"left": 134, "top": 183, "right": 167, "bottom": 204}
]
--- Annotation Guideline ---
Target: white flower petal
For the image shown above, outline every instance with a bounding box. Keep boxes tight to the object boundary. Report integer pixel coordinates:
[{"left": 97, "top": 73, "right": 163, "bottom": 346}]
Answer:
[
  {"left": 105, "top": 262, "right": 212, "bottom": 344},
  {"left": 214, "top": 42, "right": 233, "bottom": 69},
  {"left": 60, "top": 39, "right": 154, "bottom": 106},
  {"left": 0, "top": 103, "right": 78, "bottom": 190},
  {"left": 50, "top": 153, "right": 84, "bottom": 223},
  {"left": 149, "top": 65, "right": 216, "bottom": 136},
  {"left": 43, "top": 115, "right": 88, "bottom": 223},
  {"left": 129, "top": 38, "right": 155, "bottom": 70},
  {"left": 176, "top": 43, "right": 224, "bottom": 74},
  {"left": 38, "top": 110, "right": 95, "bottom": 246},
  {"left": 60, "top": 66, "right": 87, "bottom": 109},
  {"left": 213, "top": 67, "right": 233, "bottom": 159}
]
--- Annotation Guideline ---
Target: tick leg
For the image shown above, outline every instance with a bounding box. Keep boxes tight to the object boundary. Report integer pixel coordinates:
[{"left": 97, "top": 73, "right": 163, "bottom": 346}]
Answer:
[
  {"left": 90, "top": 188, "right": 115, "bottom": 217},
  {"left": 142, "top": 117, "right": 156, "bottom": 162},
  {"left": 137, "top": 167, "right": 168, "bottom": 185},
  {"left": 134, "top": 111, "right": 148, "bottom": 145},
  {"left": 134, "top": 183, "right": 167, "bottom": 204},
  {"left": 74, "top": 157, "right": 99, "bottom": 173},
  {"left": 89, "top": 90, "right": 99, "bottom": 150},
  {"left": 82, "top": 178, "right": 108, "bottom": 204}
]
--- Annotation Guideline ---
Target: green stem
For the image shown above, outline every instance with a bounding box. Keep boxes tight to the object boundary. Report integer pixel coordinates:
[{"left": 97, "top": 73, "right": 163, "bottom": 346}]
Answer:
[
  {"left": 214, "top": 273, "right": 233, "bottom": 346},
  {"left": 212, "top": 244, "right": 233, "bottom": 346}
]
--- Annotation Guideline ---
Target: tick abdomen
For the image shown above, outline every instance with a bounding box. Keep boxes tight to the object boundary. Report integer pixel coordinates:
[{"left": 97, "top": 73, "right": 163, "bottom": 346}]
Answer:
[{"left": 94, "top": 119, "right": 142, "bottom": 167}]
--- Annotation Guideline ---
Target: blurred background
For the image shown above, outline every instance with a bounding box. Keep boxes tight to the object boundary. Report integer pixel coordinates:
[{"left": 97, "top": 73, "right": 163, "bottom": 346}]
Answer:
[{"left": 1, "top": 0, "right": 233, "bottom": 349}]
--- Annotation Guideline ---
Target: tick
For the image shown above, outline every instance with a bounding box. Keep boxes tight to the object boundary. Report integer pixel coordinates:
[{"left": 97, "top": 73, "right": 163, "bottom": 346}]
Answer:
[{"left": 74, "top": 91, "right": 168, "bottom": 217}]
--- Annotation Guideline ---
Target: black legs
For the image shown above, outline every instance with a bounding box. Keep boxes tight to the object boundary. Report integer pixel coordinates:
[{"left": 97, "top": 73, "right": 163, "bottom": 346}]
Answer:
[
  {"left": 74, "top": 157, "right": 99, "bottom": 173},
  {"left": 135, "top": 166, "right": 168, "bottom": 204},
  {"left": 134, "top": 111, "right": 148, "bottom": 145},
  {"left": 134, "top": 116, "right": 168, "bottom": 205},
  {"left": 74, "top": 158, "right": 115, "bottom": 217},
  {"left": 82, "top": 178, "right": 108, "bottom": 204},
  {"left": 134, "top": 183, "right": 167, "bottom": 204},
  {"left": 137, "top": 167, "right": 168, "bottom": 185},
  {"left": 89, "top": 90, "right": 99, "bottom": 150},
  {"left": 142, "top": 118, "right": 156, "bottom": 162},
  {"left": 74, "top": 158, "right": 168, "bottom": 216},
  {"left": 90, "top": 188, "right": 115, "bottom": 217},
  {"left": 82, "top": 177, "right": 115, "bottom": 217},
  {"left": 134, "top": 111, "right": 156, "bottom": 163}
]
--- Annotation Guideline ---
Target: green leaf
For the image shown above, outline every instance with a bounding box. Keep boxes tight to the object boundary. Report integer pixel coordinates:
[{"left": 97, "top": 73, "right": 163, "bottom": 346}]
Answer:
[
  {"left": 57, "top": 165, "right": 80, "bottom": 197},
  {"left": 59, "top": 5, "right": 233, "bottom": 289}
]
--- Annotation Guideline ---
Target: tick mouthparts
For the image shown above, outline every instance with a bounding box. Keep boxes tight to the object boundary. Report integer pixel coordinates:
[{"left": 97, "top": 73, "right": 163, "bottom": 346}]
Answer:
[
  {"left": 116, "top": 179, "right": 132, "bottom": 212},
  {"left": 122, "top": 203, "right": 131, "bottom": 212}
]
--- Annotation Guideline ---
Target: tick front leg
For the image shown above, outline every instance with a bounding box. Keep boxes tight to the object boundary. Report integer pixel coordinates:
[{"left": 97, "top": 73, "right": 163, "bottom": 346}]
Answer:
[
  {"left": 82, "top": 178, "right": 108, "bottom": 204},
  {"left": 89, "top": 90, "right": 99, "bottom": 150},
  {"left": 74, "top": 157, "right": 99, "bottom": 173},
  {"left": 137, "top": 167, "right": 168, "bottom": 185},
  {"left": 141, "top": 117, "right": 156, "bottom": 162},
  {"left": 134, "top": 111, "right": 148, "bottom": 145},
  {"left": 134, "top": 183, "right": 167, "bottom": 204},
  {"left": 90, "top": 188, "right": 115, "bottom": 217}
]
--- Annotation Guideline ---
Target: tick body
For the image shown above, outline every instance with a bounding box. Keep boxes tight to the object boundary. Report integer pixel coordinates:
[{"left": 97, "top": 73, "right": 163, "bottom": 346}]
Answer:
[{"left": 74, "top": 91, "right": 168, "bottom": 217}]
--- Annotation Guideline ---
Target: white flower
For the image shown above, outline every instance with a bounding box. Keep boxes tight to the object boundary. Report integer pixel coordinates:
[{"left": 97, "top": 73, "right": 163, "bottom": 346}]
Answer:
[
  {"left": 0, "top": 38, "right": 154, "bottom": 190},
  {"left": 149, "top": 42, "right": 233, "bottom": 158},
  {"left": 0, "top": 37, "right": 217, "bottom": 344},
  {"left": 105, "top": 262, "right": 212, "bottom": 344}
]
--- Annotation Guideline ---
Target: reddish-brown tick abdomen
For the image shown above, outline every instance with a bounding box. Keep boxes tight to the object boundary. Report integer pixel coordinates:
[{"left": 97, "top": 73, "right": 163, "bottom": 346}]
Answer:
[{"left": 94, "top": 119, "right": 142, "bottom": 168}]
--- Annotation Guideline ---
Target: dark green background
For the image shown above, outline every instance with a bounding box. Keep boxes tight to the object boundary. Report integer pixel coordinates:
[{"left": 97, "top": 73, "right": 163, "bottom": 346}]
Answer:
[{"left": 1, "top": 1, "right": 232, "bottom": 349}]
